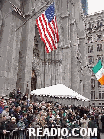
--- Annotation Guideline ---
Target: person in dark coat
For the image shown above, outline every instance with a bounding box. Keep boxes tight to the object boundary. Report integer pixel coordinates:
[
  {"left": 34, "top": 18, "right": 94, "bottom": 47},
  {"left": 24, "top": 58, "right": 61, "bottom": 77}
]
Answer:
[
  {"left": 101, "top": 111, "right": 104, "bottom": 133},
  {"left": 14, "top": 106, "right": 21, "bottom": 123},
  {"left": 94, "top": 114, "right": 101, "bottom": 139},
  {"left": 48, "top": 118, "right": 57, "bottom": 139},
  {"left": 23, "top": 113, "right": 29, "bottom": 128},
  {"left": 22, "top": 93, "right": 28, "bottom": 101},
  {"left": 17, "top": 88, "right": 22, "bottom": 100},
  {"left": 7, "top": 117, "right": 18, "bottom": 138},
  {"left": 9, "top": 105, "right": 15, "bottom": 117},
  {"left": 0, "top": 116, "right": 10, "bottom": 139},
  {"left": 9, "top": 89, "right": 16, "bottom": 99},
  {"left": 7, "top": 117, "right": 18, "bottom": 131},
  {"left": 88, "top": 115, "right": 97, "bottom": 139}
]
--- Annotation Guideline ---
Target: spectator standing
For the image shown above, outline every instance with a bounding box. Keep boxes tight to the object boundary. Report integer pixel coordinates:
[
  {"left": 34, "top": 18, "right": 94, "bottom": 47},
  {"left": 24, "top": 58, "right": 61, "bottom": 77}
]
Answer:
[
  {"left": 17, "top": 116, "right": 26, "bottom": 139},
  {"left": 9, "top": 105, "right": 15, "bottom": 117},
  {"left": 101, "top": 111, "right": 104, "bottom": 133},
  {"left": 9, "top": 89, "right": 16, "bottom": 99},
  {"left": 14, "top": 107, "right": 21, "bottom": 123},
  {"left": 23, "top": 113, "right": 29, "bottom": 128},
  {"left": 0, "top": 115, "right": 9, "bottom": 139},
  {"left": 17, "top": 88, "right": 22, "bottom": 100},
  {"left": 8, "top": 117, "right": 18, "bottom": 131},
  {"left": 80, "top": 114, "right": 89, "bottom": 128},
  {"left": 88, "top": 115, "right": 97, "bottom": 139},
  {"left": 80, "top": 114, "right": 89, "bottom": 139},
  {"left": 7, "top": 117, "right": 18, "bottom": 138},
  {"left": 98, "top": 112, "right": 102, "bottom": 132},
  {"left": 2, "top": 106, "right": 10, "bottom": 120},
  {"left": 0, "top": 97, "right": 5, "bottom": 110}
]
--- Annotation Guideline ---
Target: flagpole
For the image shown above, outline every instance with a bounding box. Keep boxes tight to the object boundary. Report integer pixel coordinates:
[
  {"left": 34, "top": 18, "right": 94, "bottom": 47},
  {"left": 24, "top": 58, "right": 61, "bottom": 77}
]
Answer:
[
  {"left": 50, "top": 0, "right": 55, "bottom": 86},
  {"left": 53, "top": 0, "right": 55, "bottom": 85},
  {"left": 15, "top": 0, "right": 53, "bottom": 31},
  {"left": 44, "top": 43, "right": 45, "bottom": 88},
  {"left": 54, "top": 0, "right": 57, "bottom": 85}
]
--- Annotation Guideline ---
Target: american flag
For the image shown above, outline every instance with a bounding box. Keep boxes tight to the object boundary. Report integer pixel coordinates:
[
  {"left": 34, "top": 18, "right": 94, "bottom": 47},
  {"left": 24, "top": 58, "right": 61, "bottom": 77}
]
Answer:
[
  {"left": 36, "top": 3, "right": 59, "bottom": 53},
  {"left": 9, "top": 1, "right": 25, "bottom": 18}
]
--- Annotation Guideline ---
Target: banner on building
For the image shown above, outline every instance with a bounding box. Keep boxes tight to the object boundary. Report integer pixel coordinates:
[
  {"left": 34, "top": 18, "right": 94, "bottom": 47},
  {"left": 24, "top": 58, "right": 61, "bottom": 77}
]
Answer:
[
  {"left": 9, "top": 1, "right": 25, "bottom": 18},
  {"left": 36, "top": 3, "right": 59, "bottom": 53},
  {"left": 92, "top": 60, "right": 104, "bottom": 85}
]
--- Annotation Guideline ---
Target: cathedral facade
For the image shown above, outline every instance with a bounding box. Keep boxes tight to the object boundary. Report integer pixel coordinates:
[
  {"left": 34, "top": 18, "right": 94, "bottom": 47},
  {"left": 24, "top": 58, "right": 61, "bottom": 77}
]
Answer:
[{"left": 0, "top": 0, "right": 88, "bottom": 100}]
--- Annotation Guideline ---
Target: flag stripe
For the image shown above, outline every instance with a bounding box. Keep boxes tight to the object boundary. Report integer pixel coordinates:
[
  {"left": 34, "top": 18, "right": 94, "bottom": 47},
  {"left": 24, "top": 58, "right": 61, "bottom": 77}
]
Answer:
[
  {"left": 50, "top": 21, "right": 57, "bottom": 49},
  {"left": 51, "top": 18, "right": 58, "bottom": 49},
  {"left": 42, "top": 14, "right": 56, "bottom": 50},
  {"left": 98, "top": 75, "right": 104, "bottom": 85},
  {"left": 42, "top": 14, "right": 55, "bottom": 43},
  {"left": 41, "top": 14, "right": 54, "bottom": 51},
  {"left": 38, "top": 16, "right": 53, "bottom": 51},
  {"left": 36, "top": 19, "right": 50, "bottom": 53},
  {"left": 37, "top": 16, "right": 51, "bottom": 52},
  {"left": 92, "top": 60, "right": 102, "bottom": 74},
  {"left": 48, "top": 23, "right": 55, "bottom": 40},
  {"left": 49, "top": 22, "right": 56, "bottom": 49},
  {"left": 95, "top": 67, "right": 104, "bottom": 80},
  {"left": 52, "top": 17, "right": 58, "bottom": 42}
]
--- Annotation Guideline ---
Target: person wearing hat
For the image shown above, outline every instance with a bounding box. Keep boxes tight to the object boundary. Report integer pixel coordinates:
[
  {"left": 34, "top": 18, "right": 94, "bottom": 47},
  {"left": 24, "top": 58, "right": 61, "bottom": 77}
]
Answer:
[
  {"left": 1, "top": 106, "right": 10, "bottom": 120},
  {"left": 7, "top": 117, "right": 18, "bottom": 131}
]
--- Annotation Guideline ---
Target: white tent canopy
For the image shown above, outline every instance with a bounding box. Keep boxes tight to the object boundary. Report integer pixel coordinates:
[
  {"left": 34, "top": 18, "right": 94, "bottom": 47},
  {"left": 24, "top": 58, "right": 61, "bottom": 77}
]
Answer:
[{"left": 31, "top": 84, "right": 89, "bottom": 101}]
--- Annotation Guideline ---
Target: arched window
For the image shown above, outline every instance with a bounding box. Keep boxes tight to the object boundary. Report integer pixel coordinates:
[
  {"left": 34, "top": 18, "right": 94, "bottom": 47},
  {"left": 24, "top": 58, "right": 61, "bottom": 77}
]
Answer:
[
  {"left": 91, "top": 91, "right": 95, "bottom": 100},
  {"left": 97, "top": 44, "right": 102, "bottom": 51},
  {"left": 91, "top": 78, "right": 95, "bottom": 89},
  {"left": 33, "top": 25, "right": 40, "bottom": 57},
  {"left": 31, "top": 69, "right": 37, "bottom": 91}
]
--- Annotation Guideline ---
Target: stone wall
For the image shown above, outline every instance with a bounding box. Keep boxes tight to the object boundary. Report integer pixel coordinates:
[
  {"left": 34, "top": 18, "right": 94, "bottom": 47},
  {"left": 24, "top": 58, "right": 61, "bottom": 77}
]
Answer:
[
  {"left": 0, "top": 0, "right": 22, "bottom": 95},
  {"left": 0, "top": 0, "right": 87, "bottom": 97}
]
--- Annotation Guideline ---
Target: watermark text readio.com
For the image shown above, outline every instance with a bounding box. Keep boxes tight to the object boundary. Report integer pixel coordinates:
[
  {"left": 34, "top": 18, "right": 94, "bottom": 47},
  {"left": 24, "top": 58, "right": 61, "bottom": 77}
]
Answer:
[{"left": 28, "top": 128, "right": 97, "bottom": 137}]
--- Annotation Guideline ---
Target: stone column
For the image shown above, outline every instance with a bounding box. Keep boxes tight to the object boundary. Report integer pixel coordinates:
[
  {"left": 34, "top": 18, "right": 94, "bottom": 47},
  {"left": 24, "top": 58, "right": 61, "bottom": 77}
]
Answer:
[
  {"left": 16, "top": 17, "right": 35, "bottom": 96},
  {"left": 59, "top": 0, "right": 71, "bottom": 88},
  {"left": 0, "top": 15, "right": 11, "bottom": 95},
  {"left": 70, "top": 21, "right": 79, "bottom": 92},
  {"left": 0, "top": 1, "right": 22, "bottom": 96}
]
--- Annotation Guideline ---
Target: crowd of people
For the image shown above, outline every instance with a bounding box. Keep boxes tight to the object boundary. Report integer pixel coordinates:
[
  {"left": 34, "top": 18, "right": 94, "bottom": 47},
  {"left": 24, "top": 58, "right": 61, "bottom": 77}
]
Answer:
[{"left": 0, "top": 89, "right": 104, "bottom": 139}]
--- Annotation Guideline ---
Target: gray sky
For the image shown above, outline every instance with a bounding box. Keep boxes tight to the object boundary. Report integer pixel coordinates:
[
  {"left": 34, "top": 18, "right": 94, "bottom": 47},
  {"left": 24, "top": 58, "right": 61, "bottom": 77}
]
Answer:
[{"left": 88, "top": 0, "right": 104, "bottom": 14}]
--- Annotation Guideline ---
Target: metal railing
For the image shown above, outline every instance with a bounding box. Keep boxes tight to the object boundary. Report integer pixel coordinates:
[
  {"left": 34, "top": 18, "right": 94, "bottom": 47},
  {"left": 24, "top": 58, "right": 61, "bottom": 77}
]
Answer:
[
  {"left": 0, "top": 129, "right": 27, "bottom": 139},
  {"left": 0, "top": 123, "right": 83, "bottom": 139}
]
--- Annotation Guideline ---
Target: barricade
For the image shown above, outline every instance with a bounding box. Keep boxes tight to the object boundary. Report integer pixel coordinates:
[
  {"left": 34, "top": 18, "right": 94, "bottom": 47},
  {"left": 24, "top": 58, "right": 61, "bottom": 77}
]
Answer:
[
  {"left": 0, "top": 125, "right": 82, "bottom": 139},
  {"left": 28, "top": 127, "right": 49, "bottom": 139},
  {"left": 0, "top": 129, "right": 27, "bottom": 139},
  {"left": 0, "top": 131, "right": 10, "bottom": 139}
]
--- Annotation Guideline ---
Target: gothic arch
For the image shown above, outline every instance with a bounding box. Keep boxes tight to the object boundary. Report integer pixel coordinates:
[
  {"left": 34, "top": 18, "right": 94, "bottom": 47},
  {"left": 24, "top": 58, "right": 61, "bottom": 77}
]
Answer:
[{"left": 31, "top": 68, "right": 37, "bottom": 91}]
